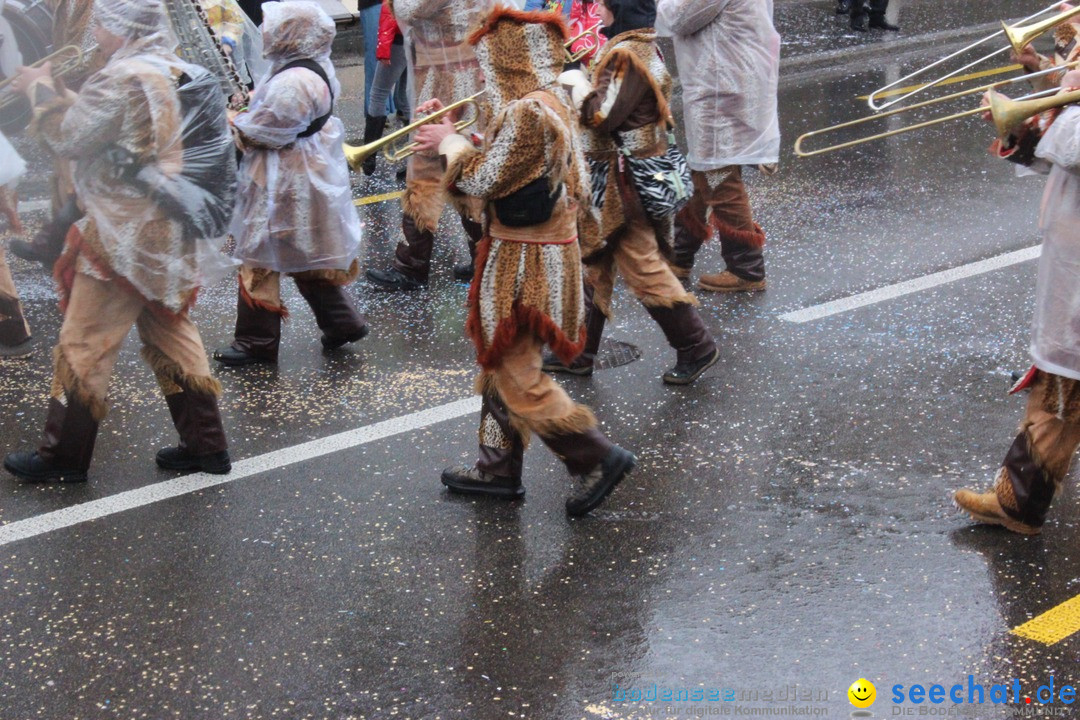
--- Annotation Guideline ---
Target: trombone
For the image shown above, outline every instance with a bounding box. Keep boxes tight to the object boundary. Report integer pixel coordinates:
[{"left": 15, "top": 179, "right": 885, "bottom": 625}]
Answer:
[
  {"left": 344, "top": 90, "right": 485, "bottom": 170},
  {"left": 0, "top": 44, "right": 92, "bottom": 112},
  {"left": 565, "top": 27, "right": 600, "bottom": 63},
  {"left": 795, "top": 60, "right": 1080, "bottom": 157},
  {"left": 866, "top": 3, "right": 1080, "bottom": 111}
]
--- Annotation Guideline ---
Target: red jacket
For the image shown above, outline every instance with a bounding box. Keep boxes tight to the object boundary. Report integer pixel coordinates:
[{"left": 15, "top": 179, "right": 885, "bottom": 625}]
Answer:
[{"left": 376, "top": 1, "right": 401, "bottom": 62}]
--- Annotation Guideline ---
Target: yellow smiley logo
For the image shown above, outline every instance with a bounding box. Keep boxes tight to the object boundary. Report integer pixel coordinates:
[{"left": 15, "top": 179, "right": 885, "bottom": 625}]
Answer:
[{"left": 848, "top": 678, "right": 876, "bottom": 708}]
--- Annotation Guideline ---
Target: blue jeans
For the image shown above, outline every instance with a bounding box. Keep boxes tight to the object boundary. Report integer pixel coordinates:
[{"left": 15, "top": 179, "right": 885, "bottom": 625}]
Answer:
[{"left": 368, "top": 43, "right": 410, "bottom": 118}]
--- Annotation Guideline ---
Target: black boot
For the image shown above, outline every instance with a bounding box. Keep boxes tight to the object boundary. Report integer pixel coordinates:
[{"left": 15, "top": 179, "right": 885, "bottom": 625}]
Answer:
[
  {"left": 156, "top": 381, "right": 231, "bottom": 474},
  {"left": 294, "top": 279, "right": 369, "bottom": 350},
  {"left": 565, "top": 445, "right": 636, "bottom": 516},
  {"left": 4, "top": 395, "right": 99, "bottom": 483},
  {"left": 9, "top": 195, "right": 83, "bottom": 270},
  {"left": 543, "top": 287, "right": 605, "bottom": 376},
  {"left": 367, "top": 215, "right": 432, "bottom": 291},
  {"left": 868, "top": 14, "right": 899, "bottom": 30},
  {"left": 542, "top": 427, "right": 634, "bottom": 516},
  {"left": 360, "top": 114, "right": 388, "bottom": 176},
  {"left": 213, "top": 285, "right": 281, "bottom": 366},
  {"left": 850, "top": 3, "right": 870, "bottom": 30},
  {"left": 442, "top": 389, "right": 525, "bottom": 498},
  {"left": 645, "top": 303, "right": 720, "bottom": 385}
]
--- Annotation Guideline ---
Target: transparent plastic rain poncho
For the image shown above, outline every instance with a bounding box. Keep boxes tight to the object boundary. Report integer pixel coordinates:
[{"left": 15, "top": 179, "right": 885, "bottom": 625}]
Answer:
[
  {"left": 393, "top": 0, "right": 493, "bottom": 120},
  {"left": 0, "top": 129, "right": 25, "bottom": 187},
  {"left": 0, "top": 0, "right": 22, "bottom": 79},
  {"left": 47, "top": 26, "right": 238, "bottom": 312},
  {"left": 655, "top": 0, "right": 780, "bottom": 169},
  {"left": 229, "top": 2, "right": 361, "bottom": 273},
  {"left": 202, "top": 0, "right": 270, "bottom": 87},
  {"left": 1028, "top": 105, "right": 1080, "bottom": 381}
]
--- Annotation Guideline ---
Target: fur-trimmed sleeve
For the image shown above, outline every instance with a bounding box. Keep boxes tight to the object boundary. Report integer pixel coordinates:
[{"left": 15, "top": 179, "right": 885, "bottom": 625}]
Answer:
[
  {"left": 448, "top": 97, "right": 569, "bottom": 200},
  {"left": 581, "top": 49, "right": 657, "bottom": 133}
]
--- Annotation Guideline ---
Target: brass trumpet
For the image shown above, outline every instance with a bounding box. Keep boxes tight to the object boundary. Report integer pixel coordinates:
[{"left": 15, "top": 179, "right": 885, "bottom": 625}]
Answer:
[
  {"left": 344, "top": 90, "right": 485, "bottom": 170},
  {"left": 794, "top": 60, "right": 1080, "bottom": 157},
  {"left": 0, "top": 44, "right": 92, "bottom": 111},
  {"left": 564, "top": 27, "right": 600, "bottom": 63}
]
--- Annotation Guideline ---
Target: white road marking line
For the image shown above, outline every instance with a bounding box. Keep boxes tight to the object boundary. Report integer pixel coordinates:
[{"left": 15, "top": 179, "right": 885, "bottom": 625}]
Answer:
[
  {"left": 0, "top": 395, "right": 481, "bottom": 547},
  {"left": 779, "top": 245, "right": 1042, "bottom": 324}
]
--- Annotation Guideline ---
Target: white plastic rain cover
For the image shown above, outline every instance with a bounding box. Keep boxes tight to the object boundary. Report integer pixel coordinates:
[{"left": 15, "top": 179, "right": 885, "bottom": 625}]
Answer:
[
  {"left": 230, "top": 1, "right": 361, "bottom": 273},
  {"left": 1031, "top": 105, "right": 1080, "bottom": 381},
  {"left": 655, "top": 0, "right": 780, "bottom": 169}
]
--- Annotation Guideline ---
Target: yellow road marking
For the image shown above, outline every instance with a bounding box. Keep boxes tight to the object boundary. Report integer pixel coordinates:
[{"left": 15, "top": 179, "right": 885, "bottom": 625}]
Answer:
[
  {"left": 354, "top": 190, "right": 405, "bottom": 207},
  {"left": 1011, "top": 594, "right": 1080, "bottom": 645},
  {"left": 857, "top": 64, "right": 1024, "bottom": 100}
]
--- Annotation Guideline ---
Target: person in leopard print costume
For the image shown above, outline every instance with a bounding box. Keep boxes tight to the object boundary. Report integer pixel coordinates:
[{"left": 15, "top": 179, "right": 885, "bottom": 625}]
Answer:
[{"left": 413, "top": 6, "right": 635, "bottom": 516}]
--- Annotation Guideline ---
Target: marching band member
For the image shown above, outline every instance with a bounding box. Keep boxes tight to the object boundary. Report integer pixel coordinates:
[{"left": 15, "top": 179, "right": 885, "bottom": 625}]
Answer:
[
  {"left": 0, "top": 128, "right": 31, "bottom": 358},
  {"left": 4, "top": 0, "right": 236, "bottom": 483},
  {"left": 657, "top": 0, "right": 780, "bottom": 294},
  {"left": 954, "top": 73, "right": 1080, "bottom": 534},
  {"left": 214, "top": 2, "right": 368, "bottom": 367},
  {"left": 9, "top": 0, "right": 99, "bottom": 269},
  {"left": 363, "top": 0, "right": 493, "bottom": 290},
  {"left": 546, "top": 0, "right": 719, "bottom": 384},
  {"left": 415, "top": 7, "right": 635, "bottom": 515}
]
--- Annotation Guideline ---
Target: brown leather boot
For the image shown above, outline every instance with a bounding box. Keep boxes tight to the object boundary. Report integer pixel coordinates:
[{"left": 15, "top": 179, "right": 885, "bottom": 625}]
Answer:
[
  {"left": 366, "top": 214, "right": 432, "bottom": 290},
  {"left": 671, "top": 215, "right": 706, "bottom": 278},
  {"left": 4, "top": 395, "right": 99, "bottom": 483},
  {"left": 0, "top": 294, "right": 31, "bottom": 357},
  {"left": 156, "top": 381, "right": 231, "bottom": 474},
  {"left": 442, "top": 389, "right": 525, "bottom": 498},
  {"left": 294, "top": 279, "right": 369, "bottom": 350},
  {"left": 645, "top": 304, "right": 720, "bottom": 385},
  {"left": 454, "top": 216, "right": 484, "bottom": 282},
  {"left": 214, "top": 285, "right": 281, "bottom": 366},
  {"left": 543, "top": 286, "right": 605, "bottom": 376}
]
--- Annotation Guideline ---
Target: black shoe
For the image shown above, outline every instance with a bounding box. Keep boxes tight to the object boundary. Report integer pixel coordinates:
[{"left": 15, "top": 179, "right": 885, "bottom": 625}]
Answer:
[
  {"left": 452, "top": 262, "right": 474, "bottom": 282},
  {"left": 441, "top": 466, "right": 524, "bottom": 498},
  {"left": 850, "top": 14, "right": 869, "bottom": 30},
  {"left": 3, "top": 450, "right": 88, "bottom": 483},
  {"left": 541, "top": 351, "right": 594, "bottom": 376},
  {"left": 835, "top": 0, "right": 851, "bottom": 13},
  {"left": 662, "top": 347, "right": 720, "bottom": 386},
  {"left": 396, "top": 166, "right": 407, "bottom": 182},
  {"left": 321, "top": 324, "right": 369, "bottom": 350},
  {"left": 0, "top": 337, "right": 32, "bottom": 358},
  {"left": 365, "top": 267, "right": 426, "bottom": 291},
  {"left": 868, "top": 17, "right": 899, "bottom": 30},
  {"left": 565, "top": 445, "right": 635, "bottom": 516},
  {"left": 8, "top": 238, "right": 55, "bottom": 265},
  {"left": 213, "top": 345, "right": 275, "bottom": 367},
  {"left": 155, "top": 447, "right": 232, "bottom": 474}
]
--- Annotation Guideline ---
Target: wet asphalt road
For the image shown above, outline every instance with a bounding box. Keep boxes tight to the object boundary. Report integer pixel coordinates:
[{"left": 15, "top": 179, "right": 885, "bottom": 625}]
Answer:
[{"left": 2, "top": 1, "right": 1079, "bottom": 718}]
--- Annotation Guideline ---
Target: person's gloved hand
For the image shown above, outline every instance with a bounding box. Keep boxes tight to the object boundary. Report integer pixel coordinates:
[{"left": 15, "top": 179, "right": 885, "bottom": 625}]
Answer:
[{"left": 558, "top": 69, "right": 592, "bottom": 109}]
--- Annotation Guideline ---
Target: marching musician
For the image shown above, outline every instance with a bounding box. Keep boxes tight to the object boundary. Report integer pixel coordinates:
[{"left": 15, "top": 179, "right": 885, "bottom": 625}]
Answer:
[
  {"left": 4, "top": 0, "right": 236, "bottom": 483},
  {"left": 657, "top": 0, "right": 780, "bottom": 295},
  {"left": 414, "top": 8, "right": 635, "bottom": 515},
  {"left": 954, "top": 71, "right": 1080, "bottom": 535},
  {"left": 8, "top": 0, "right": 98, "bottom": 269},
  {"left": 214, "top": 2, "right": 368, "bottom": 367},
  {"left": 0, "top": 128, "right": 31, "bottom": 358},
  {"left": 363, "top": 0, "right": 493, "bottom": 290},
  {"left": 545, "top": 0, "right": 720, "bottom": 385}
]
